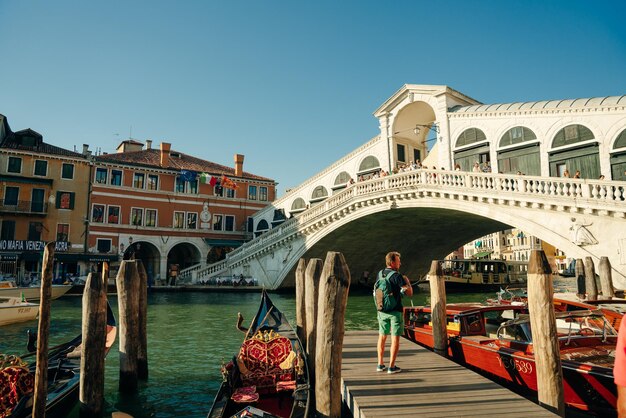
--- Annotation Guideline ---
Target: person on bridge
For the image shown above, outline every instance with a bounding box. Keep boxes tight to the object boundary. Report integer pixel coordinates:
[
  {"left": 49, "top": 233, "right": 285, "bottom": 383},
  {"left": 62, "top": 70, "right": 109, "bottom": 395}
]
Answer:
[{"left": 375, "top": 251, "right": 413, "bottom": 374}]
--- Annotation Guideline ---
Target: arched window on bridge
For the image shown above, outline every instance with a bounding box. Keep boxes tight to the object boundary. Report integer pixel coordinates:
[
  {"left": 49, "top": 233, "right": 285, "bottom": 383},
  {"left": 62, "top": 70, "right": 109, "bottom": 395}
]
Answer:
[
  {"left": 357, "top": 155, "right": 381, "bottom": 180},
  {"left": 290, "top": 197, "right": 306, "bottom": 217},
  {"left": 332, "top": 171, "right": 352, "bottom": 194},
  {"left": 310, "top": 186, "right": 328, "bottom": 206},
  {"left": 610, "top": 128, "right": 626, "bottom": 181},
  {"left": 549, "top": 124, "right": 599, "bottom": 179},
  {"left": 497, "top": 127, "right": 540, "bottom": 175},
  {"left": 453, "top": 128, "right": 489, "bottom": 171},
  {"left": 255, "top": 219, "right": 269, "bottom": 237}
]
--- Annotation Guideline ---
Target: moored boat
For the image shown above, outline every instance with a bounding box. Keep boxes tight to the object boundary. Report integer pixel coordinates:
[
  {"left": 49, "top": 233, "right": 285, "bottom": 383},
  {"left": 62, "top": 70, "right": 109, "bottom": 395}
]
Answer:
[
  {"left": 207, "top": 290, "right": 310, "bottom": 418},
  {"left": 404, "top": 303, "right": 617, "bottom": 416},
  {"left": 0, "top": 297, "right": 39, "bottom": 326},
  {"left": 3, "top": 303, "right": 117, "bottom": 418},
  {"left": 417, "top": 259, "right": 527, "bottom": 292},
  {"left": 0, "top": 281, "right": 72, "bottom": 301}
]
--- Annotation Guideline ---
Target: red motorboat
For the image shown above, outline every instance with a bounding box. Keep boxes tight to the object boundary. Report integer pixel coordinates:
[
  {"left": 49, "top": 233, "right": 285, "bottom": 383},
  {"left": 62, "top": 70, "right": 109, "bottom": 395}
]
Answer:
[{"left": 404, "top": 303, "right": 617, "bottom": 416}]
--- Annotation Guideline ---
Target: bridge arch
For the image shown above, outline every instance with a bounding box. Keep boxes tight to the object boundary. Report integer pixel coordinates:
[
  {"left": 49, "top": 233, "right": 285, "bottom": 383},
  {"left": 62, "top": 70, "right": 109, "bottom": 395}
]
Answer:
[
  {"left": 290, "top": 197, "right": 306, "bottom": 216},
  {"left": 496, "top": 126, "right": 540, "bottom": 175},
  {"left": 453, "top": 128, "right": 490, "bottom": 171},
  {"left": 610, "top": 127, "right": 626, "bottom": 180},
  {"left": 548, "top": 124, "right": 600, "bottom": 178},
  {"left": 391, "top": 100, "right": 437, "bottom": 167},
  {"left": 256, "top": 219, "right": 269, "bottom": 236},
  {"left": 357, "top": 156, "right": 381, "bottom": 178},
  {"left": 332, "top": 171, "right": 352, "bottom": 194},
  {"left": 310, "top": 185, "right": 329, "bottom": 205}
]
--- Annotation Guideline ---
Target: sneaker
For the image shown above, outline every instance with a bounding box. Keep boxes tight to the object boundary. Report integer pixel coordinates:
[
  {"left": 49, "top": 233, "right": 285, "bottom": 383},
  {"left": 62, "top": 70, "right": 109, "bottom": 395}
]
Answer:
[
  {"left": 376, "top": 364, "right": 386, "bottom": 372},
  {"left": 387, "top": 366, "right": 401, "bottom": 374}
]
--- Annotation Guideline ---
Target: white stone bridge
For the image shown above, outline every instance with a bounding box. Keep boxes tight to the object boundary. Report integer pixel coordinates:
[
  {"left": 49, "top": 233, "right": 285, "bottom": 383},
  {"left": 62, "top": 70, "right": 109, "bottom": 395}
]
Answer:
[{"left": 182, "top": 169, "right": 626, "bottom": 290}]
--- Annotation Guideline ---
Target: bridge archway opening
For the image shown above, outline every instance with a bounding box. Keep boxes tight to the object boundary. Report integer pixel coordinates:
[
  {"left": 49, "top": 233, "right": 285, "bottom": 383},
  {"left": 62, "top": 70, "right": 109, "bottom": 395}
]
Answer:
[
  {"left": 124, "top": 240, "right": 160, "bottom": 282},
  {"left": 333, "top": 171, "right": 352, "bottom": 194},
  {"left": 392, "top": 101, "right": 437, "bottom": 167},
  {"left": 497, "top": 127, "right": 540, "bottom": 175},
  {"left": 310, "top": 186, "right": 329, "bottom": 206},
  {"left": 454, "top": 128, "right": 490, "bottom": 171},
  {"left": 255, "top": 219, "right": 269, "bottom": 237},
  {"left": 549, "top": 124, "right": 599, "bottom": 179},
  {"left": 357, "top": 156, "right": 381, "bottom": 180},
  {"left": 611, "top": 128, "right": 626, "bottom": 180},
  {"left": 290, "top": 198, "right": 306, "bottom": 217}
]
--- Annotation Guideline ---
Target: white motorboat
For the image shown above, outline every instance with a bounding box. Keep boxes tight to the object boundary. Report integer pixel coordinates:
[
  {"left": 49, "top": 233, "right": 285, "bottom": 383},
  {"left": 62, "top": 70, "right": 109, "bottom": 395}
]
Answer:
[
  {"left": 0, "top": 296, "right": 39, "bottom": 326},
  {"left": 0, "top": 281, "right": 72, "bottom": 301}
]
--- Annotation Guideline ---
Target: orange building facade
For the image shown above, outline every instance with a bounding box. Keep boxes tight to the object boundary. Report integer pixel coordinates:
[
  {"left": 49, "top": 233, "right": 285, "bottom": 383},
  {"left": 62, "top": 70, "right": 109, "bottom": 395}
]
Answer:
[
  {"left": 89, "top": 139, "right": 276, "bottom": 283},
  {"left": 0, "top": 116, "right": 96, "bottom": 282}
]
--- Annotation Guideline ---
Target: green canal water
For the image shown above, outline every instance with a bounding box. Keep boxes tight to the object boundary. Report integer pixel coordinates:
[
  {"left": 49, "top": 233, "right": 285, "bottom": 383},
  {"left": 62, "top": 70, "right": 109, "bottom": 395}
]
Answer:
[{"left": 1, "top": 279, "right": 577, "bottom": 418}]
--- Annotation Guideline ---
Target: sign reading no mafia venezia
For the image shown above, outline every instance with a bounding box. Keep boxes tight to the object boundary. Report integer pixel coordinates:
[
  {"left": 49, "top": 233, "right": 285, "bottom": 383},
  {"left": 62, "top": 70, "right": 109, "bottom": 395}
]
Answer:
[{"left": 0, "top": 240, "right": 69, "bottom": 252}]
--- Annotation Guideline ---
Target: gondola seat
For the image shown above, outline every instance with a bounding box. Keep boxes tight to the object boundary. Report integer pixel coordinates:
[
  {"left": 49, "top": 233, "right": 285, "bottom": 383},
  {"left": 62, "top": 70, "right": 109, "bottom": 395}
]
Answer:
[
  {"left": 237, "top": 330, "right": 295, "bottom": 394},
  {"left": 231, "top": 386, "right": 259, "bottom": 404}
]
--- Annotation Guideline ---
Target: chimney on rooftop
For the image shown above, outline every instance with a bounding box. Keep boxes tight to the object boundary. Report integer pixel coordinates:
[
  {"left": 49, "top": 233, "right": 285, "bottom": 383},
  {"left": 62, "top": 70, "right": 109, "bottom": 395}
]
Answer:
[
  {"left": 160, "top": 142, "right": 171, "bottom": 168},
  {"left": 234, "top": 154, "right": 244, "bottom": 177},
  {"left": 146, "top": 139, "right": 152, "bottom": 150}
]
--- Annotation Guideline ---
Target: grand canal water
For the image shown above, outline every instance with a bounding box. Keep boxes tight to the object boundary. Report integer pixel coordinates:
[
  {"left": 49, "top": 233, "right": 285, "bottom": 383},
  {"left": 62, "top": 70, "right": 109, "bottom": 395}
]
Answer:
[{"left": 1, "top": 278, "right": 577, "bottom": 418}]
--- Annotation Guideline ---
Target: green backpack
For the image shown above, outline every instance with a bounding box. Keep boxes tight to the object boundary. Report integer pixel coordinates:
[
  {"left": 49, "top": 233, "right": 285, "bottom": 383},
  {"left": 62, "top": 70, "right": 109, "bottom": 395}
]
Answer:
[{"left": 373, "top": 270, "right": 398, "bottom": 313}]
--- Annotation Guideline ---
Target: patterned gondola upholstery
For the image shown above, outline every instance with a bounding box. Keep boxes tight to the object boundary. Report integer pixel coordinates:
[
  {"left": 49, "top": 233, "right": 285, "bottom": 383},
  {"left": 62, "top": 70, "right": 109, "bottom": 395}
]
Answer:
[{"left": 237, "top": 329, "right": 295, "bottom": 394}]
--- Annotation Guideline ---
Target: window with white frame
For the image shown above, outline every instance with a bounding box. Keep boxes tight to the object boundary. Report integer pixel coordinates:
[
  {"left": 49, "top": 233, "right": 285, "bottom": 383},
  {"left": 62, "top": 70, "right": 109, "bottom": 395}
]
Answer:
[
  {"left": 147, "top": 174, "right": 159, "bottom": 190},
  {"left": 226, "top": 188, "right": 235, "bottom": 198},
  {"left": 131, "top": 208, "right": 143, "bottom": 226},
  {"left": 92, "top": 204, "right": 105, "bottom": 223},
  {"left": 95, "top": 168, "right": 108, "bottom": 184},
  {"left": 145, "top": 209, "right": 157, "bottom": 227},
  {"left": 61, "top": 163, "right": 74, "bottom": 179},
  {"left": 107, "top": 206, "right": 120, "bottom": 224},
  {"left": 34, "top": 160, "right": 47, "bottom": 176},
  {"left": 187, "top": 212, "right": 197, "bottom": 229},
  {"left": 133, "top": 173, "right": 145, "bottom": 189},
  {"left": 225, "top": 215, "right": 235, "bottom": 231},
  {"left": 110, "top": 170, "right": 122, "bottom": 186},
  {"left": 173, "top": 212, "right": 185, "bottom": 228},
  {"left": 213, "top": 214, "right": 223, "bottom": 231},
  {"left": 248, "top": 185, "right": 257, "bottom": 200},
  {"left": 96, "top": 238, "right": 112, "bottom": 253},
  {"left": 259, "top": 186, "right": 268, "bottom": 201}
]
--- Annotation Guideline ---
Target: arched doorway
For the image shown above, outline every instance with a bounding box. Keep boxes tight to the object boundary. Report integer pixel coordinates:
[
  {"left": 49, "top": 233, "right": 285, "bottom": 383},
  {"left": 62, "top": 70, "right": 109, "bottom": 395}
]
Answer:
[
  {"left": 124, "top": 240, "right": 160, "bottom": 284},
  {"left": 549, "top": 124, "right": 599, "bottom": 178},
  {"left": 611, "top": 128, "right": 626, "bottom": 180},
  {"left": 167, "top": 243, "right": 201, "bottom": 283},
  {"left": 497, "top": 126, "right": 540, "bottom": 175}
]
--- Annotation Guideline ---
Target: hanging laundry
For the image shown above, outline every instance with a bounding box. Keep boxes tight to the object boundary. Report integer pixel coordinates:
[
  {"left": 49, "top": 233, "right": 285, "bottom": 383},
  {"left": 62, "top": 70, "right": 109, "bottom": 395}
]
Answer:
[{"left": 221, "top": 174, "right": 238, "bottom": 190}]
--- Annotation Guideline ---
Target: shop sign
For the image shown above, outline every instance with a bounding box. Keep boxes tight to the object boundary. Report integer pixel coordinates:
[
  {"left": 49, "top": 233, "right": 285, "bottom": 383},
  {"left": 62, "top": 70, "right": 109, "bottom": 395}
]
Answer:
[{"left": 0, "top": 240, "right": 69, "bottom": 252}]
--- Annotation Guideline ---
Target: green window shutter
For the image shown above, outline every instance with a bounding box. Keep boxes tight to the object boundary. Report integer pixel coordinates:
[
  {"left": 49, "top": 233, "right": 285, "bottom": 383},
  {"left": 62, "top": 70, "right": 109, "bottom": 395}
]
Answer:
[
  {"left": 69, "top": 192, "right": 75, "bottom": 209},
  {"left": 56, "top": 191, "right": 61, "bottom": 208}
]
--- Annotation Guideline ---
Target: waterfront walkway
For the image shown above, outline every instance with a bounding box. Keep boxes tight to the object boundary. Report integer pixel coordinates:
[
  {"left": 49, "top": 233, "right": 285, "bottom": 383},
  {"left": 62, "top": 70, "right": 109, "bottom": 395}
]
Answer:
[{"left": 341, "top": 331, "right": 556, "bottom": 417}]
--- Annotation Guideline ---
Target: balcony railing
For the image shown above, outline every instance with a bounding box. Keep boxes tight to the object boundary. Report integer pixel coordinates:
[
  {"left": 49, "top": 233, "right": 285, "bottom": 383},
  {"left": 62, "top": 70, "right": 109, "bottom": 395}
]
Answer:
[{"left": 0, "top": 200, "right": 48, "bottom": 215}]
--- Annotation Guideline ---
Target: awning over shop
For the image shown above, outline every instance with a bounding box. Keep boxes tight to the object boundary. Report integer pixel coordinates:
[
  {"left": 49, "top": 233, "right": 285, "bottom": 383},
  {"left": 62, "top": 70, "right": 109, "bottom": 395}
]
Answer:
[
  {"left": 203, "top": 239, "right": 245, "bottom": 247},
  {"left": 472, "top": 251, "right": 493, "bottom": 259}
]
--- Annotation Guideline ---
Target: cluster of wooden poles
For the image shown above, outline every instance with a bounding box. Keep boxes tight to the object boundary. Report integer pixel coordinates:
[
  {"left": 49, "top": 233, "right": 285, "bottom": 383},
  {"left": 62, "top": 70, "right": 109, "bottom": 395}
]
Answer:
[
  {"left": 293, "top": 251, "right": 351, "bottom": 418},
  {"left": 31, "top": 243, "right": 148, "bottom": 418},
  {"left": 428, "top": 249, "right": 617, "bottom": 418}
]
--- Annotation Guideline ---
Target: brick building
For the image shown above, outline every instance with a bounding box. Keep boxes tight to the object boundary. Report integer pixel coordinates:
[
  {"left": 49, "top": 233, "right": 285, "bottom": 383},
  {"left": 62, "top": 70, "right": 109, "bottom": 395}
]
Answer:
[{"left": 89, "top": 139, "right": 276, "bottom": 283}]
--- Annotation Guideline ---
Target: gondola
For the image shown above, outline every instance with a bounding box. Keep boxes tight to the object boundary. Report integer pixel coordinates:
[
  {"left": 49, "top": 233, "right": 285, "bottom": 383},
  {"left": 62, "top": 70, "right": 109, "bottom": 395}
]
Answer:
[
  {"left": 208, "top": 290, "right": 310, "bottom": 418},
  {"left": 3, "top": 303, "right": 117, "bottom": 418}
]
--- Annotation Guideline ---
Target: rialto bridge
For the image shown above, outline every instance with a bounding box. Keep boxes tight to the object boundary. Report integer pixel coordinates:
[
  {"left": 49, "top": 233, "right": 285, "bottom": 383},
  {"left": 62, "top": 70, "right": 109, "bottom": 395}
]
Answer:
[{"left": 181, "top": 85, "right": 626, "bottom": 289}]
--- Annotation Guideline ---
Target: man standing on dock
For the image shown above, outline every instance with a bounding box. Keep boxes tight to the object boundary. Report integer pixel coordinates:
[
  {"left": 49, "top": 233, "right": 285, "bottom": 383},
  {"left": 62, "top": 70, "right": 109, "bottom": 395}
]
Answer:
[{"left": 375, "top": 251, "right": 413, "bottom": 374}]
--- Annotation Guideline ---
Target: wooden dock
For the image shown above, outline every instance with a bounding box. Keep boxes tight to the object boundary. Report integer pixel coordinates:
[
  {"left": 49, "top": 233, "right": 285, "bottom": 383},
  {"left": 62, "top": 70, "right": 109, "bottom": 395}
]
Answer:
[{"left": 341, "top": 331, "right": 557, "bottom": 417}]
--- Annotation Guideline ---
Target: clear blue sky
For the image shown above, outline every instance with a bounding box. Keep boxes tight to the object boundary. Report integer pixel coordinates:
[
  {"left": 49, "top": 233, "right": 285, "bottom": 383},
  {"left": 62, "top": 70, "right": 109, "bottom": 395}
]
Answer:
[{"left": 2, "top": 1, "right": 625, "bottom": 195}]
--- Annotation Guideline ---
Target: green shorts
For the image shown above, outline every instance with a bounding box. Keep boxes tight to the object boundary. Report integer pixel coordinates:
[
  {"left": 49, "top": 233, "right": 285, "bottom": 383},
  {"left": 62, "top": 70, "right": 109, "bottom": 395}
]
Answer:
[{"left": 377, "top": 310, "right": 404, "bottom": 337}]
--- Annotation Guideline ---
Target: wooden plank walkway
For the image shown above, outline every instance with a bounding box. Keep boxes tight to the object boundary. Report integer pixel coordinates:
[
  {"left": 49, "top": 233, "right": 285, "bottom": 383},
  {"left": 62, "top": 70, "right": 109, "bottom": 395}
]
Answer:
[{"left": 341, "top": 331, "right": 556, "bottom": 417}]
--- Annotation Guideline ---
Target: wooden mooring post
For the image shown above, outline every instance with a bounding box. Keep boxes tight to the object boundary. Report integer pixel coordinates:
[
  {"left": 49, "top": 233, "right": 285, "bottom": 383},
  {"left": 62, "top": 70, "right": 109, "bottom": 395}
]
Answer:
[
  {"left": 116, "top": 260, "right": 140, "bottom": 393},
  {"left": 575, "top": 258, "right": 585, "bottom": 297},
  {"left": 79, "top": 266, "right": 108, "bottom": 418},
  {"left": 137, "top": 261, "right": 149, "bottom": 380},
  {"left": 527, "top": 250, "right": 565, "bottom": 417},
  {"left": 598, "top": 256, "right": 614, "bottom": 299},
  {"left": 315, "top": 252, "right": 350, "bottom": 418},
  {"left": 584, "top": 256, "right": 598, "bottom": 300},
  {"left": 428, "top": 260, "right": 447, "bottom": 356},
  {"left": 295, "top": 258, "right": 307, "bottom": 348},
  {"left": 32, "top": 242, "right": 55, "bottom": 418},
  {"left": 305, "top": 258, "right": 323, "bottom": 390}
]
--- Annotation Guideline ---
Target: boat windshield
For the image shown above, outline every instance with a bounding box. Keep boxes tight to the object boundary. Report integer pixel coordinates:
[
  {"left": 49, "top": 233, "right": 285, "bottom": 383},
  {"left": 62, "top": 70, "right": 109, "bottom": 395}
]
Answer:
[{"left": 497, "top": 309, "right": 617, "bottom": 342}]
